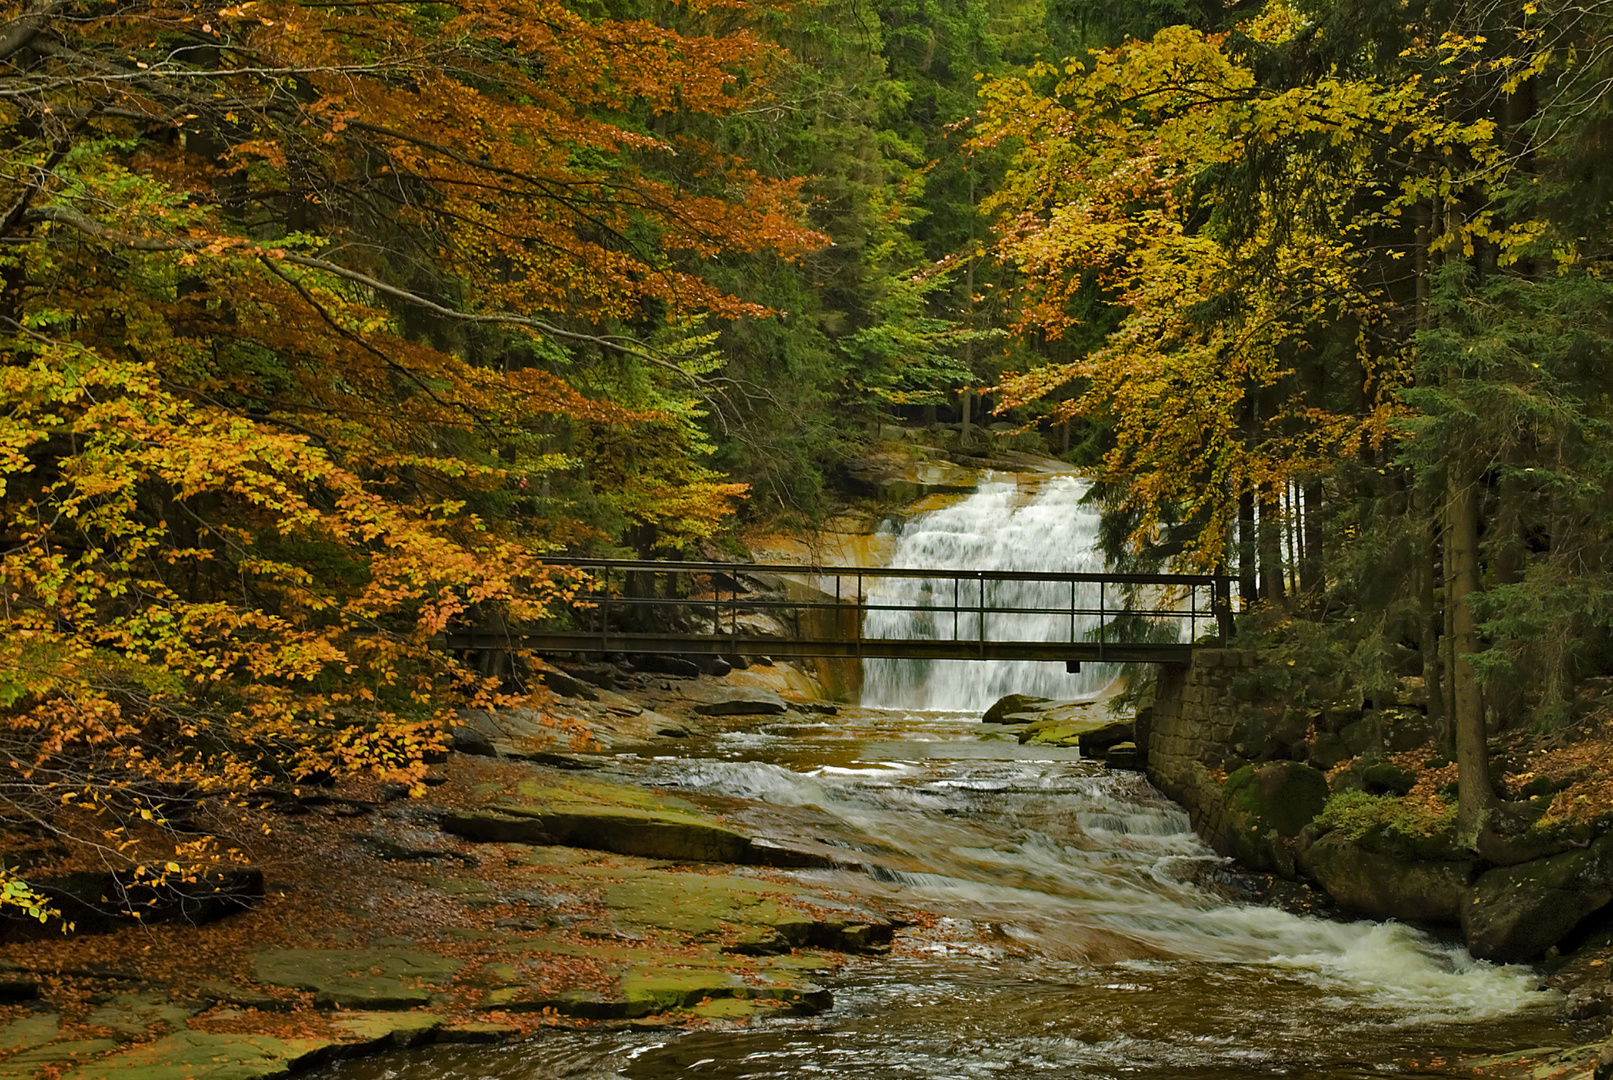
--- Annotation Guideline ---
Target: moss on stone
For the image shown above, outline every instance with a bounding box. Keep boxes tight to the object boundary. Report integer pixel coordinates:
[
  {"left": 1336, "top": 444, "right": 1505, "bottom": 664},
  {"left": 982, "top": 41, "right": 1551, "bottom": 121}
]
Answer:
[
  {"left": 1223, "top": 761, "right": 1328, "bottom": 838},
  {"left": 0, "top": 1012, "right": 59, "bottom": 1054},
  {"left": 251, "top": 948, "right": 460, "bottom": 1010},
  {"left": 83, "top": 993, "right": 191, "bottom": 1037},
  {"left": 57, "top": 1031, "right": 330, "bottom": 1080}
]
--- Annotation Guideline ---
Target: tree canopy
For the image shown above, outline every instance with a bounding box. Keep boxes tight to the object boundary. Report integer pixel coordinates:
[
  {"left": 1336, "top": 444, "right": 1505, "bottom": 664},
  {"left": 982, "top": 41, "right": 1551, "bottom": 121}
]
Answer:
[{"left": 0, "top": 0, "right": 828, "bottom": 912}]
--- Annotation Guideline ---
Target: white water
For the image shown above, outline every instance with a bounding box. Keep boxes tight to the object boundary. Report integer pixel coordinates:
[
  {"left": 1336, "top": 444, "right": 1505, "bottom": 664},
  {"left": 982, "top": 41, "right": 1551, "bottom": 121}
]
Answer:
[
  {"left": 860, "top": 476, "right": 1139, "bottom": 711},
  {"left": 643, "top": 727, "right": 1546, "bottom": 1028}
]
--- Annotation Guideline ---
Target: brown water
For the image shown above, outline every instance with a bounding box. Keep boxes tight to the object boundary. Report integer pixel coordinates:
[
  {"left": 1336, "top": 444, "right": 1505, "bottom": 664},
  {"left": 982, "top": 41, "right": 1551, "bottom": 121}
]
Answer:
[{"left": 309, "top": 707, "right": 1583, "bottom": 1080}]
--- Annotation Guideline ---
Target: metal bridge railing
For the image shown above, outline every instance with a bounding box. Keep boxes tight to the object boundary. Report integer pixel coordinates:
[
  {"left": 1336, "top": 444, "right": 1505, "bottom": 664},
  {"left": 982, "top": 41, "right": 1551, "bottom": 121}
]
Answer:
[{"left": 444, "top": 559, "right": 1233, "bottom": 665}]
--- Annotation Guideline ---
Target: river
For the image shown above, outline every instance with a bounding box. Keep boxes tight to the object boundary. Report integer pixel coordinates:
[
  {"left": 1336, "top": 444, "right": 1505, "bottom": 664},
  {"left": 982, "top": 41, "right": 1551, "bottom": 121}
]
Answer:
[{"left": 310, "top": 476, "right": 1579, "bottom": 1079}]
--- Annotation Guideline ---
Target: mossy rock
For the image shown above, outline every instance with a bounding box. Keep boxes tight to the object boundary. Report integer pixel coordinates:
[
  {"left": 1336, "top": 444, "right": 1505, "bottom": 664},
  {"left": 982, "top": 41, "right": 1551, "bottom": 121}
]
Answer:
[
  {"left": 1224, "top": 761, "right": 1329, "bottom": 838},
  {"left": 1463, "top": 831, "right": 1613, "bottom": 962},
  {"left": 1360, "top": 762, "right": 1416, "bottom": 796},
  {"left": 621, "top": 968, "right": 750, "bottom": 1017},
  {"left": 477, "top": 986, "right": 618, "bottom": 1018},
  {"left": 688, "top": 687, "right": 788, "bottom": 716},
  {"left": 621, "top": 967, "right": 831, "bottom": 1017},
  {"left": 252, "top": 948, "right": 459, "bottom": 1010},
  {"left": 1302, "top": 831, "right": 1474, "bottom": 925},
  {"left": 57, "top": 1031, "right": 330, "bottom": 1080},
  {"left": 83, "top": 992, "right": 191, "bottom": 1036},
  {"left": 451, "top": 775, "right": 781, "bottom": 863},
  {"left": 0, "top": 1013, "right": 59, "bottom": 1055},
  {"left": 1016, "top": 716, "right": 1123, "bottom": 748},
  {"left": 1019, "top": 722, "right": 1083, "bottom": 747},
  {"left": 596, "top": 871, "right": 817, "bottom": 940},
  {"left": 443, "top": 804, "right": 754, "bottom": 863},
  {"left": 1220, "top": 761, "right": 1329, "bottom": 875},
  {"left": 4, "top": 1039, "right": 128, "bottom": 1080}
]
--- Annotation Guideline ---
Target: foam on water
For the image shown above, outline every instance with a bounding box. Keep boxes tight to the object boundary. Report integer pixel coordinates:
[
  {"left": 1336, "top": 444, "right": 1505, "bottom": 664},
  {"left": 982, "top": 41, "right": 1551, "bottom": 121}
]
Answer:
[{"left": 641, "top": 740, "right": 1554, "bottom": 1029}]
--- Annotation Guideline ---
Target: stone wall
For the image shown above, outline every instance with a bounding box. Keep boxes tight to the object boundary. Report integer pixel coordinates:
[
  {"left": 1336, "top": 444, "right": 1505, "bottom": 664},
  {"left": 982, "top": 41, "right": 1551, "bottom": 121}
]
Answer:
[{"left": 1146, "top": 649, "right": 1261, "bottom": 855}]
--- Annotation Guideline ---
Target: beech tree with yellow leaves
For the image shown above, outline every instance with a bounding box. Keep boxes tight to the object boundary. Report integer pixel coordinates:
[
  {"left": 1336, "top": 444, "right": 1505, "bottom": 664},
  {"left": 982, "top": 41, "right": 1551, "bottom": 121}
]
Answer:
[
  {"left": 971, "top": 0, "right": 1613, "bottom": 839},
  {"left": 0, "top": 0, "right": 825, "bottom": 924}
]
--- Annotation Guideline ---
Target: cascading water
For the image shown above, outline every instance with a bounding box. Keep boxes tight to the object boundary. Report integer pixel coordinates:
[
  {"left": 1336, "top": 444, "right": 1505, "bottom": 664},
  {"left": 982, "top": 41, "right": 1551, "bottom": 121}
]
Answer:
[
  {"left": 861, "top": 475, "right": 1132, "bottom": 711},
  {"left": 311, "top": 709, "right": 1565, "bottom": 1080}
]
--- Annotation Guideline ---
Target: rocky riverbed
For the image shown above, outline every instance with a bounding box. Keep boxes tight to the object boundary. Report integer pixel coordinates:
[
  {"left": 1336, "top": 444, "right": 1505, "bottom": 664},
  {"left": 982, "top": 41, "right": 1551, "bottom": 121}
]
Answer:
[
  {"left": 0, "top": 670, "right": 901, "bottom": 1079},
  {"left": 4, "top": 663, "right": 1613, "bottom": 1080}
]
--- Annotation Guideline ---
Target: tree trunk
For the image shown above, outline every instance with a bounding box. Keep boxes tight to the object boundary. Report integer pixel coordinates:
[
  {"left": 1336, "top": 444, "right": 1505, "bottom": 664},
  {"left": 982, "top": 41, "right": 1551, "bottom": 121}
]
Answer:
[
  {"left": 1300, "top": 479, "right": 1324, "bottom": 597},
  {"left": 1447, "top": 465, "right": 1494, "bottom": 839},
  {"left": 1238, "top": 392, "right": 1259, "bottom": 609},
  {"left": 1258, "top": 483, "right": 1287, "bottom": 606},
  {"left": 1421, "top": 510, "right": 1447, "bottom": 740},
  {"left": 1238, "top": 487, "right": 1257, "bottom": 610}
]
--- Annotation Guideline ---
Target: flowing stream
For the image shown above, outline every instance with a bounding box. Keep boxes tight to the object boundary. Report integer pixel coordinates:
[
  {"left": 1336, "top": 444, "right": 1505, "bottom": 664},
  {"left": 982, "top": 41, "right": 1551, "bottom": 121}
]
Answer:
[{"left": 316, "top": 475, "right": 1577, "bottom": 1079}]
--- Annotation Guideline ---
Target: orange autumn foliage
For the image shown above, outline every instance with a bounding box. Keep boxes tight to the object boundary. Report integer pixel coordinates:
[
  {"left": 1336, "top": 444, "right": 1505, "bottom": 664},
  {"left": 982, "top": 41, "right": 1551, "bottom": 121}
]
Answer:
[{"left": 0, "top": 0, "right": 821, "bottom": 920}]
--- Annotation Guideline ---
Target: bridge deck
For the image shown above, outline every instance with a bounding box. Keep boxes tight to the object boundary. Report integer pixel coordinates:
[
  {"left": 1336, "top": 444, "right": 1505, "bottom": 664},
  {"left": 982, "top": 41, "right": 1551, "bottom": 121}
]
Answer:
[
  {"left": 446, "top": 631, "right": 1199, "bottom": 665},
  {"left": 451, "top": 558, "right": 1231, "bottom": 666}
]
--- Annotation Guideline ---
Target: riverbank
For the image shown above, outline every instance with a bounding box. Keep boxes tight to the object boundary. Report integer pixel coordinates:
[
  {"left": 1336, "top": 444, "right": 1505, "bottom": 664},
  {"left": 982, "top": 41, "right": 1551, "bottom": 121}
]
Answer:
[{"left": 0, "top": 670, "right": 898, "bottom": 1078}]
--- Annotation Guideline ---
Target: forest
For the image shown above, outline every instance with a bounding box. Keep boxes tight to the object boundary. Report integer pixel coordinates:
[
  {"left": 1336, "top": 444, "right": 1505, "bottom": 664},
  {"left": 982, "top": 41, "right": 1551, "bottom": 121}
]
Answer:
[{"left": 1, "top": 0, "right": 1611, "bottom": 923}]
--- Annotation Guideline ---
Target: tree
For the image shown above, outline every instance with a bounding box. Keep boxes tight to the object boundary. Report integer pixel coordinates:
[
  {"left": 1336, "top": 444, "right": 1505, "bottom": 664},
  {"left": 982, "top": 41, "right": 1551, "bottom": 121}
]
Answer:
[
  {"left": 966, "top": 1, "right": 1607, "bottom": 839},
  {"left": 0, "top": 0, "right": 821, "bottom": 921}
]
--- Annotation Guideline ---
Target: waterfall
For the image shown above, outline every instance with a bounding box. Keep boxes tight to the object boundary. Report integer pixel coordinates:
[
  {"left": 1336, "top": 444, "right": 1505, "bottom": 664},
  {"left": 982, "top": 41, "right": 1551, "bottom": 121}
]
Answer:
[{"left": 860, "top": 475, "right": 1126, "bottom": 711}]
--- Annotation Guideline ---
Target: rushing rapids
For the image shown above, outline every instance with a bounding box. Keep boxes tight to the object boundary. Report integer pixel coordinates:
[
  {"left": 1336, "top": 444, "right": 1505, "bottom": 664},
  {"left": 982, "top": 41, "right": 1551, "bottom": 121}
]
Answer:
[{"left": 311, "top": 708, "right": 1566, "bottom": 1080}]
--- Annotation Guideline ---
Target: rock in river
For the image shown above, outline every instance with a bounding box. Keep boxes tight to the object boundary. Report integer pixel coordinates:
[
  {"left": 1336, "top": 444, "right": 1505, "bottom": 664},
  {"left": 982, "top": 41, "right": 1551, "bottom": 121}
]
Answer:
[{"left": 1463, "top": 831, "right": 1613, "bottom": 962}]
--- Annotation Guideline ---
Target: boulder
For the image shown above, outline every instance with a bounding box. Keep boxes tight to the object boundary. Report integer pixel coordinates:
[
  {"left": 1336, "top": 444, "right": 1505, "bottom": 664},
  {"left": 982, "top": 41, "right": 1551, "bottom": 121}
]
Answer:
[
  {"left": 1360, "top": 762, "right": 1417, "bottom": 796},
  {"left": 693, "top": 655, "right": 733, "bottom": 677},
  {"left": 1381, "top": 710, "right": 1437, "bottom": 752},
  {"left": 634, "top": 654, "right": 701, "bottom": 678},
  {"left": 688, "top": 686, "right": 787, "bottom": 716},
  {"left": 1338, "top": 717, "right": 1380, "bottom": 757},
  {"left": 450, "top": 725, "right": 498, "bottom": 757},
  {"left": 1101, "top": 742, "right": 1145, "bottom": 771},
  {"left": 1304, "top": 732, "right": 1353, "bottom": 771},
  {"left": 1230, "top": 706, "right": 1311, "bottom": 762},
  {"left": 533, "top": 666, "right": 597, "bottom": 701},
  {"left": 1076, "top": 721, "right": 1134, "bottom": 754},
  {"left": 1475, "top": 821, "right": 1582, "bottom": 866},
  {"left": 1220, "top": 761, "right": 1330, "bottom": 875},
  {"left": 1463, "top": 832, "right": 1613, "bottom": 962},
  {"left": 1225, "top": 762, "right": 1329, "bottom": 839},
  {"left": 1302, "top": 831, "right": 1475, "bottom": 925},
  {"left": 983, "top": 694, "right": 1054, "bottom": 725}
]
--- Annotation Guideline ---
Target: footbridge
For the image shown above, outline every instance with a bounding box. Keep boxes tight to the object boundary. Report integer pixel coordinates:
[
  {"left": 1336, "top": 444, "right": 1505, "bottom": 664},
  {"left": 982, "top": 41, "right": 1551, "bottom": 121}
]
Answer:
[{"left": 447, "top": 559, "right": 1233, "bottom": 668}]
